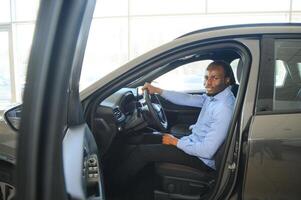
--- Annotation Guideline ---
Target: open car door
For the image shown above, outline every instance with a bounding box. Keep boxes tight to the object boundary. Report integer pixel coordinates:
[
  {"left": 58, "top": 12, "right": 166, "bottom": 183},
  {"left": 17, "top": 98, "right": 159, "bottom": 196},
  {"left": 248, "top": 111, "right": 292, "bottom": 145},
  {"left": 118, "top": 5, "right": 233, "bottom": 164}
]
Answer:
[{"left": 16, "top": 0, "right": 103, "bottom": 200}]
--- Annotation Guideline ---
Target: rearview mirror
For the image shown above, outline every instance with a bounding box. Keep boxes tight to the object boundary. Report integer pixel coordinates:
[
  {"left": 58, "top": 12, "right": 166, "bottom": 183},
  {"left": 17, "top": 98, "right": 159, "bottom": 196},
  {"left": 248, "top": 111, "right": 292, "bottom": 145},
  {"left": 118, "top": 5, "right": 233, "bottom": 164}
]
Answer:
[{"left": 4, "top": 105, "right": 22, "bottom": 131}]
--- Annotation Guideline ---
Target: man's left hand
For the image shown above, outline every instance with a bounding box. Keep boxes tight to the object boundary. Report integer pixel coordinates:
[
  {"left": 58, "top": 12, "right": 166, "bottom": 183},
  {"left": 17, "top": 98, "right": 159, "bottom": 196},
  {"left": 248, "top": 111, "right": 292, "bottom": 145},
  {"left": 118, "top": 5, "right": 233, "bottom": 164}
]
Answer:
[{"left": 162, "top": 134, "right": 178, "bottom": 146}]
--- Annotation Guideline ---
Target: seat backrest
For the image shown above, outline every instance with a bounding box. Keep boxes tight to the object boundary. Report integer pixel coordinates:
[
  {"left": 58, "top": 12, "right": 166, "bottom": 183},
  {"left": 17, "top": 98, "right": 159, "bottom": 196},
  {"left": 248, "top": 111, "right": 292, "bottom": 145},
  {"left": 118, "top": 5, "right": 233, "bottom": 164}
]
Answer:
[
  {"left": 213, "top": 142, "right": 226, "bottom": 171},
  {"left": 230, "top": 58, "right": 243, "bottom": 97},
  {"left": 230, "top": 84, "right": 239, "bottom": 97}
]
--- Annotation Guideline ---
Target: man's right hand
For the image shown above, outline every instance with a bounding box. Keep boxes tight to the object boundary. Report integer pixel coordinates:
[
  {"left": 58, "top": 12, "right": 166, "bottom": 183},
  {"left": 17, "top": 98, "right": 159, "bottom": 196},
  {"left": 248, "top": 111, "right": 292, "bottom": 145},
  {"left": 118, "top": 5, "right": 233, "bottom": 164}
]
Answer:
[
  {"left": 142, "top": 82, "right": 163, "bottom": 95},
  {"left": 162, "top": 134, "right": 178, "bottom": 146}
]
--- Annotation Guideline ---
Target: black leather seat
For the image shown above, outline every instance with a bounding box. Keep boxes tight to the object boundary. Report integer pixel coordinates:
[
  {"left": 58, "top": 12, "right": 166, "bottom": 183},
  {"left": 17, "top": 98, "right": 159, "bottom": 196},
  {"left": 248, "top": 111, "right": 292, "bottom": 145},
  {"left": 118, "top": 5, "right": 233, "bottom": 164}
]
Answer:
[
  {"left": 170, "top": 124, "right": 191, "bottom": 138},
  {"left": 154, "top": 143, "right": 225, "bottom": 199},
  {"left": 231, "top": 83, "right": 239, "bottom": 97}
]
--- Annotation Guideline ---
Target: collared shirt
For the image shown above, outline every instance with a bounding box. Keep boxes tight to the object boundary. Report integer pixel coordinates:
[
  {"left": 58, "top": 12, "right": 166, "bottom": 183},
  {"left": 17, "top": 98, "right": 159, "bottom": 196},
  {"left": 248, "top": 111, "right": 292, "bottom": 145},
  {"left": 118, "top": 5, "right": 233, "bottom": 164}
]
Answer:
[{"left": 161, "top": 86, "right": 235, "bottom": 169}]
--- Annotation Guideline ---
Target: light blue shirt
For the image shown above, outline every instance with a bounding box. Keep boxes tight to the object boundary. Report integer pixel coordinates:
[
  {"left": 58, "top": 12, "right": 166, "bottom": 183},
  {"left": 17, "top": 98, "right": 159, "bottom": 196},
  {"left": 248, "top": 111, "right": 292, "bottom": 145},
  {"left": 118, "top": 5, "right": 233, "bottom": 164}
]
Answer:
[{"left": 161, "top": 86, "right": 235, "bottom": 169}]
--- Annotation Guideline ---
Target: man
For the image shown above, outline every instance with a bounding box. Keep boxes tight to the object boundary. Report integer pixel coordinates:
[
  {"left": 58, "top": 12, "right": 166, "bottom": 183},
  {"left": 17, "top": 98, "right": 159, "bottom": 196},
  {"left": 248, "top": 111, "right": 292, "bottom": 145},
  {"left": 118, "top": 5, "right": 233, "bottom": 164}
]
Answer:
[
  {"left": 144, "top": 60, "right": 236, "bottom": 169},
  {"left": 114, "top": 60, "right": 236, "bottom": 186}
]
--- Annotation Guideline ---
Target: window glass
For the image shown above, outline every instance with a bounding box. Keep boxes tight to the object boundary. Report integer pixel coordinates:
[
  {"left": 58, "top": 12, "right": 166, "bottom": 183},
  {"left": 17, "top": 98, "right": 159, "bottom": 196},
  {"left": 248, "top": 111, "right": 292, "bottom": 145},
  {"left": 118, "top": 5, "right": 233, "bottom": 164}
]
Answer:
[
  {"left": 0, "top": 31, "right": 11, "bottom": 109},
  {"left": 257, "top": 39, "right": 301, "bottom": 113},
  {"left": 153, "top": 60, "right": 212, "bottom": 92},
  {"left": 275, "top": 60, "right": 287, "bottom": 87},
  {"left": 0, "top": 0, "right": 10, "bottom": 23},
  {"left": 230, "top": 58, "right": 239, "bottom": 83},
  {"left": 93, "top": 0, "right": 128, "bottom": 17},
  {"left": 274, "top": 40, "right": 301, "bottom": 111},
  {"left": 13, "top": 24, "right": 35, "bottom": 102},
  {"left": 129, "top": 13, "right": 288, "bottom": 59},
  {"left": 80, "top": 18, "right": 128, "bottom": 91},
  {"left": 291, "top": 13, "right": 301, "bottom": 22},
  {"left": 208, "top": 0, "right": 290, "bottom": 12},
  {"left": 205, "top": 13, "right": 288, "bottom": 28},
  {"left": 297, "top": 63, "right": 301, "bottom": 78},
  {"left": 129, "top": 0, "right": 206, "bottom": 15},
  {"left": 130, "top": 15, "right": 207, "bottom": 59},
  {"left": 292, "top": 0, "right": 301, "bottom": 11},
  {"left": 14, "top": 0, "right": 40, "bottom": 21}
]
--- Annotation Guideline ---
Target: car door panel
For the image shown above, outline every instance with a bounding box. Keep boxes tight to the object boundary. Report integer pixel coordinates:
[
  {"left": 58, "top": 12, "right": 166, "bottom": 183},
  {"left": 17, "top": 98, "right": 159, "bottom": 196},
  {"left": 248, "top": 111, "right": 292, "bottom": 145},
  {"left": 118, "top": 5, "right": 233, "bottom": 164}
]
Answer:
[
  {"left": 16, "top": 0, "right": 99, "bottom": 200},
  {"left": 242, "top": 37, "right": 301, "bottom": 200},
  {"left": 243, "top": 114, "right": 301, "bottom": 200}
]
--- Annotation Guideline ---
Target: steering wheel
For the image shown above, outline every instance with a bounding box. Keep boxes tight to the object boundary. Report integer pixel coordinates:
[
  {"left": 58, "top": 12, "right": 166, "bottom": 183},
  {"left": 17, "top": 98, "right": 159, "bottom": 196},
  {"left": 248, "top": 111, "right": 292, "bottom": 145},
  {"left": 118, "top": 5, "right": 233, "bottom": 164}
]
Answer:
[{"left": 143, "top": 89, "right": 168, "bottom": 131}]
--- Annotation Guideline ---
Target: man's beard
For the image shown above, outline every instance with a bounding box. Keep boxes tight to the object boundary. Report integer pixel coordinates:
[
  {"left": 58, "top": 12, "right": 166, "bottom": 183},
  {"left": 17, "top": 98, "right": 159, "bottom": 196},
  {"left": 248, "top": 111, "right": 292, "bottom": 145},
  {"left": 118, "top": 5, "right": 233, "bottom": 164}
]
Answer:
[
  {"left": 206, "top": 86, "right": 227, "bottom": 96},
  {"left": 206, "top": 92, "right": 217, "bottom": 96}
]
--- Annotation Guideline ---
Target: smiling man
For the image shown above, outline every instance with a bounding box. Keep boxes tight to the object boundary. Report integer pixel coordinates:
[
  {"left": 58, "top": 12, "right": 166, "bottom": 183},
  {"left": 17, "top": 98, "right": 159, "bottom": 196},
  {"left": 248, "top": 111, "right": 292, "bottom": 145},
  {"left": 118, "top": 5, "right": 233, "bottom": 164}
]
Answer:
[
  {"left": 113, "top": 61, "right": 236, "bottom": 187},
  {"left": 144, "top": 60, "right": 236, "bottom": 169}
]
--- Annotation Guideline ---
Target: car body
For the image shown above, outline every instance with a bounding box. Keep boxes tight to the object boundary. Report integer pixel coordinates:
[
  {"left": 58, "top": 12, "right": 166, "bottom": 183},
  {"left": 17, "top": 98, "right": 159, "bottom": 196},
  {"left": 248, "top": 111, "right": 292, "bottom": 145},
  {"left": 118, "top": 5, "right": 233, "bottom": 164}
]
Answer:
[
  {"left": 79, "top": 24, "right": 301, "bottom": 200},
  {"left": 1, "top": 5, "right": 301, "bottom": 198}
]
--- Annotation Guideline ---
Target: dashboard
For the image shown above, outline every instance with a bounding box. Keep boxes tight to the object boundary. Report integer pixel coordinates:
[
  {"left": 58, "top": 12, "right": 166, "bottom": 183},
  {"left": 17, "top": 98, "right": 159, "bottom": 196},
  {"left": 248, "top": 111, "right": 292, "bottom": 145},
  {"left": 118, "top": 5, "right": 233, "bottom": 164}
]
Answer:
[
  {"left": 99, "top": 88, "right": 140, "bottom": 124},
  {"left": 94, "top": 88, "right": 147, "bottom": 155}
]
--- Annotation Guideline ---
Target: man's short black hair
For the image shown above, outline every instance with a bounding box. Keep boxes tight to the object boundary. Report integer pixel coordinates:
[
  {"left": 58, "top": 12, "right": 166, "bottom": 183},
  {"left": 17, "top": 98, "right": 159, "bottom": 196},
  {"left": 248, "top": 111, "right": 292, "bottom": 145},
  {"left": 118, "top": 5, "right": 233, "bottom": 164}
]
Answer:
[{"left": 207, "top": 60, "right": 236, "bottom": 85}]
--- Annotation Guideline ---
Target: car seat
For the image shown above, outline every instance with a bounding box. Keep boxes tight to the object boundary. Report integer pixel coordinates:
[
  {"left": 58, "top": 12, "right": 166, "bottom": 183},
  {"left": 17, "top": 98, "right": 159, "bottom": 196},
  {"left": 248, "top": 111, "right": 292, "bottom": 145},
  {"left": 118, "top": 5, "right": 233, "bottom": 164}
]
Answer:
[{"left": 154, "top": 143, "right": 225, "bottom": 200}]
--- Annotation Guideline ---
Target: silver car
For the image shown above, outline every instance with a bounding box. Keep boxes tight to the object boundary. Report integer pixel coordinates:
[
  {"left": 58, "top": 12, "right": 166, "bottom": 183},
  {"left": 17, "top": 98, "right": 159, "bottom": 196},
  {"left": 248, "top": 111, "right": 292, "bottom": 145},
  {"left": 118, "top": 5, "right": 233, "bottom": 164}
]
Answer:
[{"left": 1, "top": 6, "right": 301, "bottom": 199}]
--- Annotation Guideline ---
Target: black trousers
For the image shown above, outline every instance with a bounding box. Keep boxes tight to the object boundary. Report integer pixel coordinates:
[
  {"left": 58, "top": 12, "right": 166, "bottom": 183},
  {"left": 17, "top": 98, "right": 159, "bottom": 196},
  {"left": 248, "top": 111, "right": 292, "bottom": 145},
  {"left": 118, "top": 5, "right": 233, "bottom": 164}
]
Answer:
[{"left": 112, "top": 132, "right": 212, "bottom": 186}]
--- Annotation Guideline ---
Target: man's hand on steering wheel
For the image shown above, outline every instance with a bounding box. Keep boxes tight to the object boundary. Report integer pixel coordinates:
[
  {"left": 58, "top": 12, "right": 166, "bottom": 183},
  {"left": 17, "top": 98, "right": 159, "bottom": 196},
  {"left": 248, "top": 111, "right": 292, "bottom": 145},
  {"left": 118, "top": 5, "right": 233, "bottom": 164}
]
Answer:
[
  {"left": 141, "top": 82, "right": 168, "bottom": 131},
  {"left": 142, "top": 82, "right": 163, "bottom": 95}
]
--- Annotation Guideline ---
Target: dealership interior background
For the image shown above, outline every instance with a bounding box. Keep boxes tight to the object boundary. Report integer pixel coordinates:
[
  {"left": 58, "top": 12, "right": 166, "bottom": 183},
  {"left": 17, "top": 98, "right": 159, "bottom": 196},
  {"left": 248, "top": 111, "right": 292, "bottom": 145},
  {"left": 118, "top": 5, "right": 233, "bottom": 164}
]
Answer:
[{"left": 1, "top": 0, "right": 301, "bottom": 111}]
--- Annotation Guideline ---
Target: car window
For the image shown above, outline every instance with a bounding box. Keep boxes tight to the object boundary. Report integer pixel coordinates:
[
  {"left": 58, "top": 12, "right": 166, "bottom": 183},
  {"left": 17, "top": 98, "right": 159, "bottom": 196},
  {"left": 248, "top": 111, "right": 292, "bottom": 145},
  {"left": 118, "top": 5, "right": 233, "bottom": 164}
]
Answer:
[
  {"left": 230, "top": 58, "right": 239, "bottom": 83},
  {"left": 297, "top": 63, "right": 301, "bottom": 78},
  {"left": 274, "top": 40, "right": 301, "bottom": 111},
  {"left": 79, "top": 19, "right": 128, "bottom": 91},
  {"left": 257, "top": 39, "right": 301, "bottom": 113},
  {"left": 275, "top": 60, "right": 287, "bottom": 87},
  {"left": 153, "top": 60, "right": 212, "bottom": 92},
  {"left": 0, "top": 31, "right": 12, "bottom": 109}
]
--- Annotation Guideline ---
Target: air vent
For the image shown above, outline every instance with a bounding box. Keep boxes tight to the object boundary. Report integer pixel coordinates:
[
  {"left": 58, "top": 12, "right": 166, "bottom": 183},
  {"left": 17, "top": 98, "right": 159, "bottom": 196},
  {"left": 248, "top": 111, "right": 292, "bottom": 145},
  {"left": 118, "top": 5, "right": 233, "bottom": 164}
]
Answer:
[{"left": 113, "top": 108, "right": 123, "bottom": 121}]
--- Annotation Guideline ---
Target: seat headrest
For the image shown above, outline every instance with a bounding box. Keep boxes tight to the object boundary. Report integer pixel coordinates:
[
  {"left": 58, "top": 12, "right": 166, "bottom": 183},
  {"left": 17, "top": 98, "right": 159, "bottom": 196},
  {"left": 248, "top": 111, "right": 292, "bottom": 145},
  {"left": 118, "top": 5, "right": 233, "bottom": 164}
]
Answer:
[{"left": 236, "top": 59, "right": 243, "bottom": 83}]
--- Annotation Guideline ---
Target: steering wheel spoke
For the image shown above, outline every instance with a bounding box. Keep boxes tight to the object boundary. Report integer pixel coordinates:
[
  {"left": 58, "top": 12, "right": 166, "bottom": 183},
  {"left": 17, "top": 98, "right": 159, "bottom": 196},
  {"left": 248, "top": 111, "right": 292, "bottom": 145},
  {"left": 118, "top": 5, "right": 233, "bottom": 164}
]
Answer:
[{"left": 143, "top": 90, "right": 168, "bottom": 131}]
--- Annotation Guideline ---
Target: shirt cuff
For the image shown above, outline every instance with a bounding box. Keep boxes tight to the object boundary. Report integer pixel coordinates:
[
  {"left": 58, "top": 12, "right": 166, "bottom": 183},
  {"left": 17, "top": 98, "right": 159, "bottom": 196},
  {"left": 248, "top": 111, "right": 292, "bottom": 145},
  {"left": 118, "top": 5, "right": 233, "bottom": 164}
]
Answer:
[
  {"left": 176, "top": 137, "right": 188, "bottom": 150},
  {"left": 161, "top": 90, "right": 168, "bottom": 98}
]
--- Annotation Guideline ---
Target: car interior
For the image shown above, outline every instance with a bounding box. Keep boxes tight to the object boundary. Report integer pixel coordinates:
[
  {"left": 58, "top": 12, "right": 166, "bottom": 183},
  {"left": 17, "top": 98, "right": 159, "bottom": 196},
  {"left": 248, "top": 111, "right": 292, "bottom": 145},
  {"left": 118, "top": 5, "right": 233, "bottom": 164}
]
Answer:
[{"left": 83, "top": 48, "right": 245, "bottom": 200}]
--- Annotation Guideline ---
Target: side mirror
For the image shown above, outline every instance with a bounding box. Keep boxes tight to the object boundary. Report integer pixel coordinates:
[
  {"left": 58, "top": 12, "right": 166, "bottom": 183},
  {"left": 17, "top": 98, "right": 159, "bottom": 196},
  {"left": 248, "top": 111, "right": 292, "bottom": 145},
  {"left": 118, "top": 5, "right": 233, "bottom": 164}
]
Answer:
[{"left": 4, "top": 105, "right": 22, "bottom": 131}]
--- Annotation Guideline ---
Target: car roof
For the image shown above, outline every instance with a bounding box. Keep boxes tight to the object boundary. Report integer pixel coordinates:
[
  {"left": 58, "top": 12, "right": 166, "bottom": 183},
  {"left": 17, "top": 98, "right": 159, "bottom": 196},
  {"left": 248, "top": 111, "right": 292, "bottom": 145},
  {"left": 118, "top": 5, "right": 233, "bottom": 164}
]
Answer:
[{"left": 178, "top": 23, "right": 301, "bottom": 39}]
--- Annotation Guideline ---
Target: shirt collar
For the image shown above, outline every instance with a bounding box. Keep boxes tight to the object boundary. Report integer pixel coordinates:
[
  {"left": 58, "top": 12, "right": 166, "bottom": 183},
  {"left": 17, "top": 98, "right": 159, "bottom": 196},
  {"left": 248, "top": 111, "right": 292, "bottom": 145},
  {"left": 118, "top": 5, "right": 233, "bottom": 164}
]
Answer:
[{"left": 207, "top": 86, "right": 232, "bottom": 101}]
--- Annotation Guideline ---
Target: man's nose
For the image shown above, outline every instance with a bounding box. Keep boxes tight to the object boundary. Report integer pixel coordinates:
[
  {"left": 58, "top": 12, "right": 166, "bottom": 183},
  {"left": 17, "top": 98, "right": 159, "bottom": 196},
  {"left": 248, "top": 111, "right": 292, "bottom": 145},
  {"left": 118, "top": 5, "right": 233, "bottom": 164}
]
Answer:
[{"left": 205, "top": 79, "right": 212, "bottom": 87}]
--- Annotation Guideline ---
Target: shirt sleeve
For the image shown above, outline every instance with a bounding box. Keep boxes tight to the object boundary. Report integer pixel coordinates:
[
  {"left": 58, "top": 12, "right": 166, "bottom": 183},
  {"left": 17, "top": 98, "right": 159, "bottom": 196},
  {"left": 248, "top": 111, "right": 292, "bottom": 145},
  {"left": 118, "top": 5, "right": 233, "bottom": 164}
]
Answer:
[
  {"left": 161, "top": 90, "right": 206, "bottom": 108},
  {"left": 176, "top": 103, "right": 233, "bottom": 159}
]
